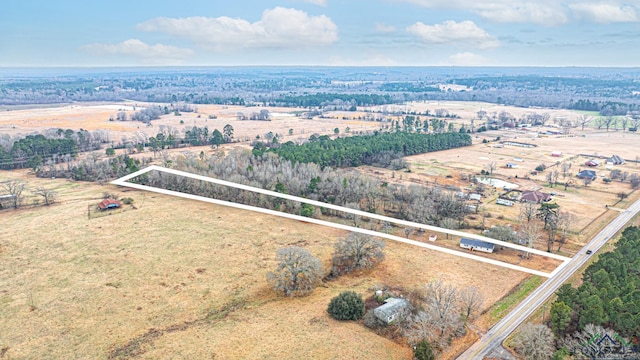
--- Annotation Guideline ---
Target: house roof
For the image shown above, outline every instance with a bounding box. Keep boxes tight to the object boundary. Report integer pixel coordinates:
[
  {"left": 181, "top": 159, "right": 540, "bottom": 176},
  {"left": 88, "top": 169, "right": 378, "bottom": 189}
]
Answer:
[
  {"left": 608, "top": 155, "right": 624, "bottom": 164},
  {"left": 521, "top": 190, "right": 551, "bottom": 203},
  {"left": 460, "top": 238, "right": 495, "bottom": 249},
  {"left": 374, "top": 298, "right": 409, "bottom": 318},
  {"left": 577, "top": 170, "right": 597, "bottom": 178},
  {"left": 99, "top": 198, "right": 122, "bottom": 209}
]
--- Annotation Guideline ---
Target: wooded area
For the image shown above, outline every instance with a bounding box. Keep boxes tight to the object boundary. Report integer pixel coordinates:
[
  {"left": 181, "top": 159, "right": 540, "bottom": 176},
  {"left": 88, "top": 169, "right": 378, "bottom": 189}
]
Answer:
[
  {"left": 552, "top": 226, "right": 640, "bottom": 338},
  {"left": 259, "top": 132, "right": 472, "bottom": 168}
]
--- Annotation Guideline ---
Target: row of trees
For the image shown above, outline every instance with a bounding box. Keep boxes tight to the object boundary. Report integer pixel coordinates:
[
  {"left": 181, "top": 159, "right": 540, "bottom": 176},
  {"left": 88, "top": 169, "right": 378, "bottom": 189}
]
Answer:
[
  {"left": 257, "top": 132, "right": 471, "bottom": 169},
  {"left": 141, "top": 150, "right": 469, "bottom": 230},
  {"left": 272, "top": 93, "right": 395, "bottom": 108},
  {"left": 37, "top": 153, "right": 150, "bottom": 183}
]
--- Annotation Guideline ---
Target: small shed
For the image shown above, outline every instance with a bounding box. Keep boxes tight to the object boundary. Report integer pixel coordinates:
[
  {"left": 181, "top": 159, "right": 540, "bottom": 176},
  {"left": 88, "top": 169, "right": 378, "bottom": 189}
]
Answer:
[
  {"left": 551, "top": 151, "right": 563, "bottom": 157},
  {"left": 374, "top": 298, "right": 409, "bottom": 324},
  {"left": 469, "top": 193, "right": 482, "bottom": 201},
  {"left": 0, "top": 194, "right": 15, "bottom": 208},
  {"left": 99, "top": 198, "right": 122, "bottom": 210},
  {"left": 428, "top": 234, "right": 437, "bottom": 242},
  {"left": 496, "top": 198, "right": 515, "bottom": 206},
  {"left": 460, "top": 238, "right": 495, "bottom": 253}
]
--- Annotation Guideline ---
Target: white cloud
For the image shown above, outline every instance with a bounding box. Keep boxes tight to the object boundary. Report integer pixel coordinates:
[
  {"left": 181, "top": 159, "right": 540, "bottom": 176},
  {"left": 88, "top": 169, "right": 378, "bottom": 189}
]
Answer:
[
  {"left": 138, "top": 7, "right": 338, "bottom": 50},
  {"left": 448, "top": 52, "right": 488, "bottom": 65},
  {"left": 399, "top": 0, "right": 569, "bottom": 26},
  {"left": 407, "top": 20, "right": 499, "bottom": 49},
  {"left": 375, "top": 23, "right": 397, "bottom": 33},
  {"left": 570, "top": 3, "right": 638, "bottom": 23},
  {"left": 82, "top": 39, "right": 194, "bottom": 63},
  {"left": 302, "top": 0, "right": 327, "bottom": 6}
]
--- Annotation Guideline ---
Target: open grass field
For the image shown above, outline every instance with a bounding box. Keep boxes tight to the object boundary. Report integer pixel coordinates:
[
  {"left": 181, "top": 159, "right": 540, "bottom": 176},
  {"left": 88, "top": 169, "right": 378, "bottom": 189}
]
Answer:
[
  {"left": 0, "top": 170, "right": 529, "bottom": 359},
  {"left": 0, "top": 103, "right": 382, "bottom": 145}
]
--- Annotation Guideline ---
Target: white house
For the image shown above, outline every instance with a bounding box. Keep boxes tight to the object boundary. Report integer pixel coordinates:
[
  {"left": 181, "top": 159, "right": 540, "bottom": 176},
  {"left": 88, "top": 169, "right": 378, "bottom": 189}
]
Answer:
[
  {"left": 374, "top": 298, "right": 409, "bottom": 324},
  {"left": 460, "top": 238, "right": 495, "bottom": 253}
]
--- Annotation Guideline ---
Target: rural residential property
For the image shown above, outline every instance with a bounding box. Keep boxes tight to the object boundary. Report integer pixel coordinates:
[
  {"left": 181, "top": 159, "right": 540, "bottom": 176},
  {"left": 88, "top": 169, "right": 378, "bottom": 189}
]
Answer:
[
  {"left": 459, "top": 238, "right": 496, "bottom": 253},
  {"left": 2, "top": 3, "right": 640, "bottom": 359}
]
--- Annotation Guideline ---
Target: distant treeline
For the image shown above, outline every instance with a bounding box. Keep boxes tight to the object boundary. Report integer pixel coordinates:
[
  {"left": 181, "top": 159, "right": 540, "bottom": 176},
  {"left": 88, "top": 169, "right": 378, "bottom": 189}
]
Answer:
[
  {"left": 254, "top": 131, "right": 471, "bottom": 168},
  {"left": 568, "top": 99, "right": 640, "bottom": 116},
  {"left": 552, "top": 226, "right": 640, "bottom": 339},
  {"left": 271, "top": 93, "right": 395, "bottom": 108},
  {"left": 379, "top": 82, "right": 441, "bottom": 93}
]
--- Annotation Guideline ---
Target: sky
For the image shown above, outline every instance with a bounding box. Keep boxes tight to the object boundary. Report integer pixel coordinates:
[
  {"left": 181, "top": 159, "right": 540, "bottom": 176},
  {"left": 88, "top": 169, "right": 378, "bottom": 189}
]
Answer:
[{"left": 2, "top": 0, "right": 640, "bottom": 67}]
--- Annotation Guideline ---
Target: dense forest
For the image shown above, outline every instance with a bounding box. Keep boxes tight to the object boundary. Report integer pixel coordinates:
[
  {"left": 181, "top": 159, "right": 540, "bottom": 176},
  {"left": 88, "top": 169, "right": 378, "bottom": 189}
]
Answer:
[
  {"left": 256, "top": 132, "right": 472, "bottom": 168},
  {"left": 552, "top": 226, "right": 640, "bottom": 339}
]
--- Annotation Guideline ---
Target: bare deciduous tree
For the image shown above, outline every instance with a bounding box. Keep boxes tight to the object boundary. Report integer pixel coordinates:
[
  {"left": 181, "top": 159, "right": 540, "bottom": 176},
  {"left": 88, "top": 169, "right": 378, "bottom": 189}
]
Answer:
[
  {"left": 424, "top": 280, "right": 462, "bottom": 338},
  {"left": 459, "top": 286, "right": 484, "bottom": 320},
  {"left": 1, "top": 180, "right": 26, "bottom": 209},
  {"left": 512, "top": 323, "right": 555, "bottom": 360},
  {"left": 604, "top": 116, "right": 616, "bottom": 131},
  {"left": 518, "top": 220, "right": 543, "bottom": 258},
  {"left": 487, "top": 161, "right": 496, "bottom": 175},
  {"left": 519, "top": 202, "right": 538, "bottom": 223},
  {"left": 344, "top": 202, "right": 362, "bottom": 227},
  {"left": 331, "top": 233, "right": 385, "bottom": 276},
  {"left": 34, "top": 187, "right": 57, "bottom": 206},
  {"left": 577, "top": 114, "right": 592, "bottom": 131},
  {"left": 557, "top": 212, "right": 575, "bottom": 252},
  {"left": 561, "top": 162, "right": 572, "bottom": 178},
  {"left": 266, "top": 246, "right": 322, "bottom": 297}
]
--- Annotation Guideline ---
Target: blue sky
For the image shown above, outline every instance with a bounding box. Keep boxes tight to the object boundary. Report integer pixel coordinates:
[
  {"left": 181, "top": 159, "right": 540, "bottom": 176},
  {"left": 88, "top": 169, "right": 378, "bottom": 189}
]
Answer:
[{"left": 2, "top": 0, "right": 640, "bottom": 67}]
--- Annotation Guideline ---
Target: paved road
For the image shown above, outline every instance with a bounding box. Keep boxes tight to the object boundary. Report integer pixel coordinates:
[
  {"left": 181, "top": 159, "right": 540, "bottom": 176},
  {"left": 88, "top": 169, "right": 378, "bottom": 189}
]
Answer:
[{"left": 458, "top": 199, "right": 640, "bottom": 360}]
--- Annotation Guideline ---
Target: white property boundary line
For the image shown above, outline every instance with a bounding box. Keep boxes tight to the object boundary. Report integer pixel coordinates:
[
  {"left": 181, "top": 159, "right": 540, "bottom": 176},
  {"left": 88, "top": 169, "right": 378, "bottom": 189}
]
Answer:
[{"left": 113, "top": 165, "right": 570, "bottom": 278}]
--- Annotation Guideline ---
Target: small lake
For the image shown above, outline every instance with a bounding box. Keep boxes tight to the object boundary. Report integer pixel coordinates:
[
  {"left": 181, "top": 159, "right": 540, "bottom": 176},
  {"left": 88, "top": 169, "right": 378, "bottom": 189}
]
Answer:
[{"left": 477, "top": 177, "right": 518, "bottom": 189}]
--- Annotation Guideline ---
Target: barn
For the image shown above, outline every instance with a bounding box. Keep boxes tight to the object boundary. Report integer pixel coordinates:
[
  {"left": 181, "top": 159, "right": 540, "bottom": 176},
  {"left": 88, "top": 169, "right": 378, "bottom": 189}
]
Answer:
[{"left": 99, "top": 199, "right": 122, "bottom": 210}]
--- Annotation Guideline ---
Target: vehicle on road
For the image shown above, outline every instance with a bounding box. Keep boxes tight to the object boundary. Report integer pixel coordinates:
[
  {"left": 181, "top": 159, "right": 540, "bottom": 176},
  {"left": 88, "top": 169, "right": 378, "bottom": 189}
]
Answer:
[{"left": 586, "top": 250, "right": 593, "bottom": 255}]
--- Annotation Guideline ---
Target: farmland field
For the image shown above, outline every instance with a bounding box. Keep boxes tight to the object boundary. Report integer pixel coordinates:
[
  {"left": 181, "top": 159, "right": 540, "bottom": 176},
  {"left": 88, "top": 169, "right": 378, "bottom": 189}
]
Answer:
[{"left": 1, "top": 101, "right": 639, "bottom": 358}]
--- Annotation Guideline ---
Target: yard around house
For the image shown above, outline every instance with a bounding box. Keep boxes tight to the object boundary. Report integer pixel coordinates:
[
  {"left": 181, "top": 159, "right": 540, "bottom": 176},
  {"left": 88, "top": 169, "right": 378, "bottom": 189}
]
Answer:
[{"left": 0, "top": 170, "right": 529, "bottom": 359}]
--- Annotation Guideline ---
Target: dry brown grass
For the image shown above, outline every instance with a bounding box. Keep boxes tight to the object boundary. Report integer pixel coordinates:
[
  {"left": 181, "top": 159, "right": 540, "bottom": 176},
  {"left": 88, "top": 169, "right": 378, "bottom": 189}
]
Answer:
[
  {"left": 2, "top": 101, "right": 636, "bottom": 358},
  {"left": 0, "top": 103, "right": 382, "bottom": 144},
  {"left": 0, "top": 170, "right": 528, "bottom": 359}
]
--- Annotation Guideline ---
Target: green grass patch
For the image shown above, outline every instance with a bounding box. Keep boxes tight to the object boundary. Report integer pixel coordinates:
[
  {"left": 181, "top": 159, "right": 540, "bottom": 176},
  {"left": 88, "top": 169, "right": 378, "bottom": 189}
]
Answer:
[{"left": 487, "top": 275, "right": 543, "bottom": 323}]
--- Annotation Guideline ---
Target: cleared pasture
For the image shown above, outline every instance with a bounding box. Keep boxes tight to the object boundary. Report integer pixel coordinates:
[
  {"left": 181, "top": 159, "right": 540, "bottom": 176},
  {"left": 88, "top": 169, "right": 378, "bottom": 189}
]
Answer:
[{"left": 0, "top": 170, "right": 527, "bottom": 359}]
